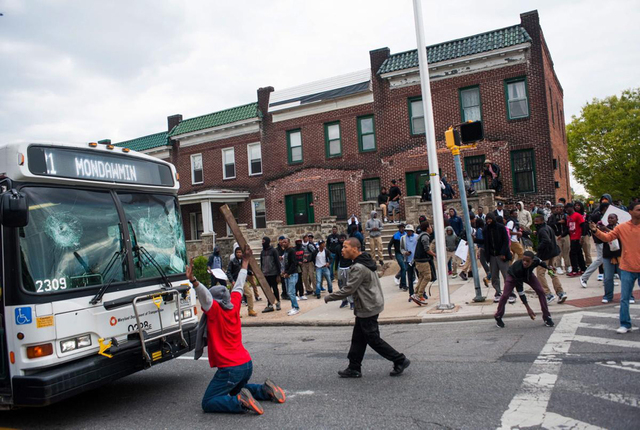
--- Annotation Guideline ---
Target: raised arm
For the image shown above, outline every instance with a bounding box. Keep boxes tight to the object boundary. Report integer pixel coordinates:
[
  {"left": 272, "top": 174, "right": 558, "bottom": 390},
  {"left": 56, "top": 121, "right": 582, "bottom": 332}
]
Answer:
[
  {"left": 187, "top": 259, "right": 213, "bottom": 312},
  {"left": 591, "top": 222, "right": 620, "bottom": 243}
]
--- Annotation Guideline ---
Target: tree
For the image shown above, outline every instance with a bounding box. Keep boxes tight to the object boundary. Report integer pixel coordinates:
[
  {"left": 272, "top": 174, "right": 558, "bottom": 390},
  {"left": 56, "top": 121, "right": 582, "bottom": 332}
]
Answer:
[{"left": 567, "top": 88, "right": 640, "bottom": 203}]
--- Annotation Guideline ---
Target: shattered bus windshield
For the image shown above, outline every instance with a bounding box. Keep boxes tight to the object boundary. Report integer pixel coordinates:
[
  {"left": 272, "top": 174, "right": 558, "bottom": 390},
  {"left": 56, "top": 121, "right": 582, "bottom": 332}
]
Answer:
[
  {"left": 117, "top": 193, "right": 187, "bottom": 279},
  {"left": 19, "top": 187, "right": 127, "bottom": 293}
]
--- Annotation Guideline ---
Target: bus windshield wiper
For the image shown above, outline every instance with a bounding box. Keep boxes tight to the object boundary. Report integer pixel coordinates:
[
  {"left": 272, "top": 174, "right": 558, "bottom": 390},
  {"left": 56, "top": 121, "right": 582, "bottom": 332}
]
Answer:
[
  {"left": 89, "top": 248, "right": 128, "bottom": 305},
  {"left": 128, "top": 221, "right": 173, "bottom": 290}
]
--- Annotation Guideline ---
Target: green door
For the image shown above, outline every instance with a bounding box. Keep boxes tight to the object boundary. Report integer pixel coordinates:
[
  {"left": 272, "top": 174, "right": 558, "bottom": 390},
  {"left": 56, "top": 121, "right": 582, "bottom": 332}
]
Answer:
[
  {"left": 285, "top": 193, "right": 315, "bottom": 225},
  {"left": 405, "top": 170, "right": 430, "bottom": 196}
]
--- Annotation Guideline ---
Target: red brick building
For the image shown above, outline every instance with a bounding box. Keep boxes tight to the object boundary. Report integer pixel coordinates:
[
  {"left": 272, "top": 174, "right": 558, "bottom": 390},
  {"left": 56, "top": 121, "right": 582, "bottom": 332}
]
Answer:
[{"left": 116, "top": 10, "right": 569, "bottom": 241}]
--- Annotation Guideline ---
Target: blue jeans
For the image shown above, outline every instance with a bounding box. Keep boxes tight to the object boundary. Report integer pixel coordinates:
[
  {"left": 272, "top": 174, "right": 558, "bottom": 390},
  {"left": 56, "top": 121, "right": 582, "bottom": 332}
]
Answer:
[
  {"left": 395, "top": 252, "right": 407, "bottom": 288},
  {"left": 202, "top": 360, "right": 270, "bottom": 413},
  {"left": 286, "top": 273, "right": 299, "bottom": 309},
  {"left": 619, "top": 270, "right": 640, "bottom": 329},
  {"left": 315, "top": 267, "right": 333, "bottom": 295}
]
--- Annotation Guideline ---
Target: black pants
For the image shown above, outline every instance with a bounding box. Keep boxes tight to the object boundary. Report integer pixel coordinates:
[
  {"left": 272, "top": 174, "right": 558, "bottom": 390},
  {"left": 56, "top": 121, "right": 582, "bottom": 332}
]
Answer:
[
  {"left": 210, "top": 276, "right": 225, "bottom": 286},
  {"left": 570, "top": 239, "right": 586, "bottom": 272},
  {"left": 265, "top": 275, "right": 280, "bottom": 304},
  {"left": 295, "top": 273, "right": 304, "bottom": 297},
  {"left": 348, "top": 314, "right": 405, "bottom": 372}
]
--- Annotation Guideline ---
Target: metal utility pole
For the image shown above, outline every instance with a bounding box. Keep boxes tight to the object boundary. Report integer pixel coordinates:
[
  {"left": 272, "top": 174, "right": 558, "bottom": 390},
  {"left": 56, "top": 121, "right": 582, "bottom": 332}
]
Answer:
[{"left": 412, "top": 0, "right": 453, "bottom": 309}]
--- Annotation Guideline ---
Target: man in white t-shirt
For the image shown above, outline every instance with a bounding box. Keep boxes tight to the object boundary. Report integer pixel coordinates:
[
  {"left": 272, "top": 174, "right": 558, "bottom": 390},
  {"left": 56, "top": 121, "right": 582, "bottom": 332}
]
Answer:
[
  {"left": 506, "top": 209, "right": 524, "bottom": 262},
  {"left": 313, "top": 240, "right": 333, "bottom": 299}
]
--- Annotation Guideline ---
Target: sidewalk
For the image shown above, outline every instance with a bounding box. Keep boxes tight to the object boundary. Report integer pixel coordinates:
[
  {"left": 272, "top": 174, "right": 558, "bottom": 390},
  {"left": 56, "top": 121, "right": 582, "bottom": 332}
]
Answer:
[{"left": 241, "top": 267, "right": 625, "bottom": 327}]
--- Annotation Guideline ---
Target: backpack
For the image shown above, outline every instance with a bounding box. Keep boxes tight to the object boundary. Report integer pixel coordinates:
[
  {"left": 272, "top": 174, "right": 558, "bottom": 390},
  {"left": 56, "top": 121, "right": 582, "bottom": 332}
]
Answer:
[{"left": 414, "top": 232, "right": 432, "bottom": 261}]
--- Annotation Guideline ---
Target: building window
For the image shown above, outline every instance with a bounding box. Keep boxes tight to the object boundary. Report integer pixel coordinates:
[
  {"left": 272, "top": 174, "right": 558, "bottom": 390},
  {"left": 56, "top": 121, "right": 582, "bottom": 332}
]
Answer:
[
  {"left": 222, "top": 148, "right": 235, "bottom": 179},
  {"left": 191, "top": 154, "right": 203, "bottom": 184},
  {"left": 463, "top": 155, "right": 488, "bottom": 191},
  {"left": 459, "top": 86, "right": 482, "bottom": 122},
  {"left": 324, "top": 122, "right": 342, "bottom": 158},
  {"left": 252, "top": 199, "right": 266, "bottom": 229},
  {"left": 549, "top": 87, "right": 554, "bottom": 125},
  {"left": 287, "top": 129, "right": 303, "bottom": 164},
  {"left": 553, "top": 158, "right": 558, "bottom": 170},
  {"left": 511, "top": 149, "right": 536, "bottom": 194},
  {"left": 358, "top": 115, "right": 376, "bottom": 152},
  {"left": 409, "top": 97, "right": 425, "bottom": 134},
  {"left": 362, "top": 178, "right": 381, "bottom": 201},
  {"left": 248, "top": 142, "right": 262, "bottom": 176},
  {"left": 505, "top": 77, "right": 530, "bottom": 119},
  {"left": 189, "top": 212, "right": 203, "bottom": 240},
  {"left": 555, "top": 181, "right": 560, "bottom": 189},
  {"left": 328, "top": 182, "right": 347, "bottom": 220}
]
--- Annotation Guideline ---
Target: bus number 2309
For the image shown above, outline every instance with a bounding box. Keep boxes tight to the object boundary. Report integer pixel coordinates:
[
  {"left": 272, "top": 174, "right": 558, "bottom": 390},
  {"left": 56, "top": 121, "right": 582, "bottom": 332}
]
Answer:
[{"left": 36, "top": 278, "right": 67, "bottom": 293}]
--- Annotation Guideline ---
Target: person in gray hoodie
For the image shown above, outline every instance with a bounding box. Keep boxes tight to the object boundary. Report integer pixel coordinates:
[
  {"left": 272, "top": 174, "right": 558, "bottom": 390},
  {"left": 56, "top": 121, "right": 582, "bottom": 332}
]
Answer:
[
  {"left": 365, "top": 210, "right": 385, "bottom": 265},
  {"left": 324, "top": 237, "right": 410, "bottom": 378},
  {"left": 445, "top": 226, "right": 461, "bottom": 278}
]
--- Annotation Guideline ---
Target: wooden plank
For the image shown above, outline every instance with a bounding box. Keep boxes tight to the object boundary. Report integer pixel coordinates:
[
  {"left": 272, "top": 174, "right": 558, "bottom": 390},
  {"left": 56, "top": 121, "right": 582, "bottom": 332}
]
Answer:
[{"left": 219, "top": 204, "right": 277, "bottom": 304}]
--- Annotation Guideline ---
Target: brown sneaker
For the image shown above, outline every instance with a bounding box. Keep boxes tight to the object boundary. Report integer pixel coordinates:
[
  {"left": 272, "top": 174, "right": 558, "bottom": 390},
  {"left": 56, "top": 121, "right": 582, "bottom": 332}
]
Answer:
[
  {"left": 237, "top": 388, "right": 264, "bottom": 414},
  {"left": 264, "top": 379, "right": 286, "bottom": 403},
  {"left": 248, "top": 310, "right": 258, "bottom": 317}
]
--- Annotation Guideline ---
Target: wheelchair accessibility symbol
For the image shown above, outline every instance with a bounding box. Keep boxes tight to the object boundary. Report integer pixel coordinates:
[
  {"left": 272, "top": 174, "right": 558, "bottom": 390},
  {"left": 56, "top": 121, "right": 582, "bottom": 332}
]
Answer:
[{"left": 15, "top": 307, "right": 32, "bottom": 325}]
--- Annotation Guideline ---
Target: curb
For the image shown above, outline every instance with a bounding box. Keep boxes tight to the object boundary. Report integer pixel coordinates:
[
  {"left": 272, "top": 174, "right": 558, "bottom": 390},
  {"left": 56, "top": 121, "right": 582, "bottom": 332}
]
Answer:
[{"left": 241, "top": 303, "right": 605, "bottom": 327}]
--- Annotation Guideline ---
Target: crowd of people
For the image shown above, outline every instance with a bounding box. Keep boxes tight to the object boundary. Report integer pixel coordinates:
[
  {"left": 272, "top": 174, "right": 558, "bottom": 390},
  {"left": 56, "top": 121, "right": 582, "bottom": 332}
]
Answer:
[{"left": 193, "top": 192, "right": 640, "bottom": 414}]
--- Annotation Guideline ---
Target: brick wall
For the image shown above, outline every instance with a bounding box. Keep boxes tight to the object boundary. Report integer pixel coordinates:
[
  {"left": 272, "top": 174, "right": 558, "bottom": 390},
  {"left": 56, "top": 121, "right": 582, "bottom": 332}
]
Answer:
[{"left": 175, "top": 10, "right": 566, "bottom": 235}]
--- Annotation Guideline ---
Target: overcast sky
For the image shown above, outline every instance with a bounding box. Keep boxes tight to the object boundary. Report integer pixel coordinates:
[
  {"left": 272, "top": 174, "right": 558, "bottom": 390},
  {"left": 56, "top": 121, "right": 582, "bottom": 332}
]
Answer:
[{"left": 1, "top": 0, "right": 638, "bottom": 194}]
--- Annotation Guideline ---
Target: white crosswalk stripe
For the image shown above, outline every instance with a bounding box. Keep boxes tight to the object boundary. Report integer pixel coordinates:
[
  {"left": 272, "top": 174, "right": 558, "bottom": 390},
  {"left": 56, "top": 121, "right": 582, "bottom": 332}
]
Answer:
[{"left": 499, "top": 310, "right": 640, "bottom": 429}]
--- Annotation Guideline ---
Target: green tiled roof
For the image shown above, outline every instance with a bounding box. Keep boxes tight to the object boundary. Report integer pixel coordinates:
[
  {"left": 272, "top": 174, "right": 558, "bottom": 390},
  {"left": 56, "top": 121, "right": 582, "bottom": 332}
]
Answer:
[
  {"left": 115, "top": 131, "right": 169, "bottom": 152},
  {"left": 169, "top": 102, "right": 260, "bottom": 137},
  {"left": 378, "top": 25, "right": 531, "bottom": 75}
]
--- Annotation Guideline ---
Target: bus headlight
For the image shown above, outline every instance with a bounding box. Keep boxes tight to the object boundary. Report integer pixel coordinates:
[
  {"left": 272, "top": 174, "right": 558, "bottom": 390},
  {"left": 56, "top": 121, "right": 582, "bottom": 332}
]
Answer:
[
  {"left": 174, "top": 309, "right": 193, "bottom": 322},
  {"left": 60, "top": 335, "right": 93, "bottom": 353}
]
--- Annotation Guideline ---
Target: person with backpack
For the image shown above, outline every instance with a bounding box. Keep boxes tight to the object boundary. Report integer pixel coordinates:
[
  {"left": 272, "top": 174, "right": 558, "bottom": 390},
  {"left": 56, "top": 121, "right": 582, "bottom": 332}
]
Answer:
[
  {"left": 411, "top": 220, "right": 436, "bottom": 306},
  {"left": 390, "top": 223, "right": 407, "bottom": 290},
  {"left": 400, "top": 224, "right": 418, "bottom": 298},
  {"left": 260, "top": 237, "right": 282, "bottom": 313},
  {"left": 533, "top": 215, "right": 566, "bottom": 304}
]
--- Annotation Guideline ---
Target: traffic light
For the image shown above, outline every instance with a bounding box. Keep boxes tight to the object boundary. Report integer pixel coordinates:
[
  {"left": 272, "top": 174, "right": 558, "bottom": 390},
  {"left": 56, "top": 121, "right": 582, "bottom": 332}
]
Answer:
[
  {"left": 459, "top": 121, "right": 483, "bottom": 144},
  {"left": 444, "top": 127, "right": 460, "bottom": 148}
]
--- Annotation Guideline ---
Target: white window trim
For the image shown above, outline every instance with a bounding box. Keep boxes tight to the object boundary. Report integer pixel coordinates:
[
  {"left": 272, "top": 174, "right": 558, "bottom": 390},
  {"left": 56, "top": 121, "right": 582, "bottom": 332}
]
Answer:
[
  {"left": 251, "top": 198, "right": 265, "bottom": 229},
  {"left": 222, "top": 147, "right": 236, "bottom": 180},
  {"left": 247, "top": 142, "right": 262, "bottom": 176},
  {"left": 190, "top": 153, "right": 203, "bottom": 185}
]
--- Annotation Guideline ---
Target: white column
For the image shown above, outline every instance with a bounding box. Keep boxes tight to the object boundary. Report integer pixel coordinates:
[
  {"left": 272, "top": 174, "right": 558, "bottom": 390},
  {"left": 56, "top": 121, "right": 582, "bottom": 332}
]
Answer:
[{"left": 201, "top": 200, "right": 214, "bottom": 234}]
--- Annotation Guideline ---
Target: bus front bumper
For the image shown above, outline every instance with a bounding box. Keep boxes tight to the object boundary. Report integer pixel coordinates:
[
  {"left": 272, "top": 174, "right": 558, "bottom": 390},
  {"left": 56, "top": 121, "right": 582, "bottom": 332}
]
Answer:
[{"left": 11, "top": 322, "right": 197, "bottom": 407}]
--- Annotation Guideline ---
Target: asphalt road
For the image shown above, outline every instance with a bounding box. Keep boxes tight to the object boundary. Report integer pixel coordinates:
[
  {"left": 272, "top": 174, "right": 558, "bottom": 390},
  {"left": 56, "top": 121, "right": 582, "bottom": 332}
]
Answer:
[{"left": 3, "top": 306, "right": 640, "bottom": 429}]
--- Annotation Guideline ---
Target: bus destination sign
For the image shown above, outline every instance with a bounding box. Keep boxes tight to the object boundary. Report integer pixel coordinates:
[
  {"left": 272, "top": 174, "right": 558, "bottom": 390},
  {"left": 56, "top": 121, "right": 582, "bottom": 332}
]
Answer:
[{"left": 27, "top": 146, "right": 174, "bottom": 187}]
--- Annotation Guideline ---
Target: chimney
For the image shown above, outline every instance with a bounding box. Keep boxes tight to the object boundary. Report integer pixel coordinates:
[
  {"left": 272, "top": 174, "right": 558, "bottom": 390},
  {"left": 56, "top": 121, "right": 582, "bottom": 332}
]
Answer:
[
  {"left": 257, "top": 86, "right": 274, "bottom": 118},
  {"left": 167, "top": 114, "right": 182, "bottom": 132},
  {"left": 520, "top": 10, "right": 540, "bottom": 41},
  {"left": 369, "top": 47, "right": 390, "bottom": 78}
]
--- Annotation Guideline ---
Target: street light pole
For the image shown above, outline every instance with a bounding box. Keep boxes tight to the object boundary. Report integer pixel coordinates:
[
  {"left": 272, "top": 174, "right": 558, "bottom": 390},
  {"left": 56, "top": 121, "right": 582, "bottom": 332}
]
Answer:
[
  {"left": 452, "top": 152, "right": 484, "bottom": 301},
  {"left": 412, "top": 0, "right": 453, "bottom": 309}
]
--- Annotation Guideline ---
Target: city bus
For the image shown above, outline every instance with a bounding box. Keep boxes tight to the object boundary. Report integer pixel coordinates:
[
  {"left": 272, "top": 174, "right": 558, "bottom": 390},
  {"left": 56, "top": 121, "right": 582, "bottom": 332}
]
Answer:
[{"left": 0, "top": 141, "right": 198, "bottom": 408}]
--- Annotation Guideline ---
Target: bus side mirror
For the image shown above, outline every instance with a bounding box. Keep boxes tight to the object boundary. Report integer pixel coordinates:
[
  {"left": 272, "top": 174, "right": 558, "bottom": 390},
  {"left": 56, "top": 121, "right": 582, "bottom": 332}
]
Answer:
[{"left": 0, "top": 189, "right": 29, "bottom": 228}]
